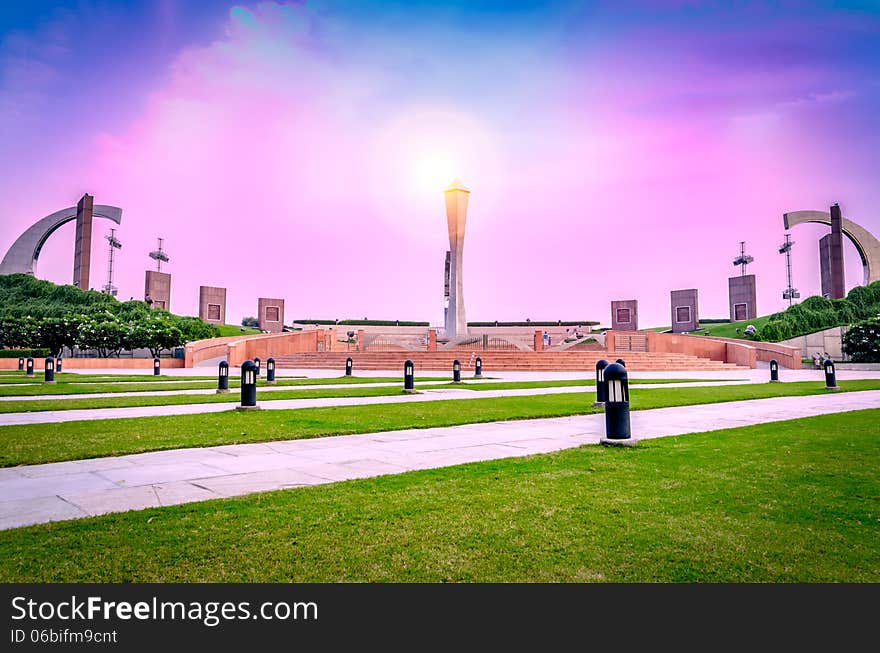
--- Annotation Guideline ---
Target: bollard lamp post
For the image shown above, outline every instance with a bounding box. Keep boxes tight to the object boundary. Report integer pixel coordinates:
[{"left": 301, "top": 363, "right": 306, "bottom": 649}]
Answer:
[
  {"left": 26, "top": 357, "right": 34, "bottom": 378},
  {"left": 237, "top": 360, "right": 260, "bottom": 410},
  {"left": 453, "top": 359, "right": 461, "bottom": 383},
  {"left": 345, "top": 357, "right": 353, "bottom": 376},
  {"left": 600, "top": 363, "right": 636, "bottom": 446},
  {"left": 56, "top": 355, "right": 62, "bottom": 373},
  {"left": 474, "top": 356, "right": 482, "bottom": 378},
  {"left": 403, "top": 359, "right": 416, "bottom": 393},
  {"left": 615, "top": 358, "right": 626, "bottom": 367},
  {"left": 254, "top": 357, "right": 261, "bottom": 378},
  {"left": 266, "top": 357, "right": 276, "bottom": 384},
  {"left": 217, "top": 360, "right": 230, "bottom": 393},
  {"left": 153, "top": 357, "right": 161, "bottom": 376},
  {"left": 824, "top": 358, "right": 839, "bottom": 391},
  {"left": 18, "top": 357, "right": 24, "bottom": 372},
  {"left": 43, "top": 357, "right": 56, "bottom": 384},
  {"left": 594, "top": 359, "right": 609, "bottom": 408},
  {"left": 769, "top": 359, "right": 779, "bottom": 382}
]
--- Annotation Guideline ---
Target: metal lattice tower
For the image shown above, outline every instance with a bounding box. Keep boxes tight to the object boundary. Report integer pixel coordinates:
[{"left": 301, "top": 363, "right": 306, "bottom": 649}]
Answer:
[
  {"left": 102, "top": 228, "right": 122, "bottom": 296},
  {"left": 148, "top": 237, "right": 170, "bottom": 272},
  {"left": 778, "top": 233, "right": 800, "bottom": 306},
  {"left": 732, "top": 241, "right": 754, "bottom": 276}
]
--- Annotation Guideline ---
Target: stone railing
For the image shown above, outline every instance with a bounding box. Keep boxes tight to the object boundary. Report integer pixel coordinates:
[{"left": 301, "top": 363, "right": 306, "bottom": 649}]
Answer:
[
  {"left": 186, "top": 330, "right": 340, "bottom": 367},
  {"left": 605, "top": 330, "right": 801, "bottom": 369}
]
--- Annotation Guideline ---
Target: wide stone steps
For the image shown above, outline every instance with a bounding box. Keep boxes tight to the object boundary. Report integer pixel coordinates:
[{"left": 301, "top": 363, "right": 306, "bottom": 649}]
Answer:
[{"left": 271, "top": 351, "right": 747, "bottom": 371}]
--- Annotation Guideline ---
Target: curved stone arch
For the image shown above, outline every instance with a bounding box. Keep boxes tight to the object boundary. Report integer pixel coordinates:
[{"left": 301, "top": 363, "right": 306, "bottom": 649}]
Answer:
[
  {"left": 0, "top": 205, "right": 123, "bottom": 277},
  {"left": 783, "top": 210, "right": 880, "bottom": 286}
]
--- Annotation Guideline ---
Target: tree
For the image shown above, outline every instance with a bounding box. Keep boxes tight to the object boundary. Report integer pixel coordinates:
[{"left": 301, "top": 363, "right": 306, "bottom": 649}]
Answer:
[
  {"left": 842, "top": 316, "right": 880, "bottom": 363},
  {"left": 34, "top": 315, "right": 81, "bottom": 356},
  {"left": 0, "top": 315, "right": 38, "bottom": 349},
  {"left": 173, "top": 315, "right": 217, "bottom": 343},
  {"left": 241, "top": 316, "right": 259, "bottom": 328},
  {"left": 127, "top": 312, "right": 185, "bottom": 357},
  {"left": 76, "top": 313, "right": 128, "bottom": 357}
]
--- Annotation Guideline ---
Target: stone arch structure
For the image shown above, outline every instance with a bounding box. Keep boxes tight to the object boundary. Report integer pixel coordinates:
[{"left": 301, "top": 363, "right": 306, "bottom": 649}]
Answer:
[
  {"left": 783, "top": 210, "right": 880, "bottom": 286},
  {"left": 0, "top": 205, "right": 123, "bottom": 276}
]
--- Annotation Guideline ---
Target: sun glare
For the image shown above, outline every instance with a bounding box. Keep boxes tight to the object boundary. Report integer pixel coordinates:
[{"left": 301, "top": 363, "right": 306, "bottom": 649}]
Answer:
[{"left": 413, "top": 154, "right": 458, "bottom": 195}]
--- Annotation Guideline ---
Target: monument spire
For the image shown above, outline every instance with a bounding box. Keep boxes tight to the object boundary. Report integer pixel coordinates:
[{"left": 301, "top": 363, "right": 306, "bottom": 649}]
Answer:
[{"left": 444, "top": 178, "right": 470, "bottom": 338}]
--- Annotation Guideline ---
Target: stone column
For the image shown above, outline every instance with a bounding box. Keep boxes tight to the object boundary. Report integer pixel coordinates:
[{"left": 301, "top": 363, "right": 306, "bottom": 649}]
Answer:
[{"left": 72, "top": 194, "right": 94, "bottom": 290}]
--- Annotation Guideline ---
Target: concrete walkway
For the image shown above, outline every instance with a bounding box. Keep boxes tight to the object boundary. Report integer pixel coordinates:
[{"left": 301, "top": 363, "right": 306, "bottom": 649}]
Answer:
[{"left": 1, "top": 389, "right": 877, "bottom": 530}]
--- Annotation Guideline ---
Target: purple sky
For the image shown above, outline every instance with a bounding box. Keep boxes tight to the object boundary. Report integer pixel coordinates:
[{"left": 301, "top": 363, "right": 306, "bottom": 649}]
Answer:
[{"left": 2, "top": 1, "right": 879, "bottom": 327}]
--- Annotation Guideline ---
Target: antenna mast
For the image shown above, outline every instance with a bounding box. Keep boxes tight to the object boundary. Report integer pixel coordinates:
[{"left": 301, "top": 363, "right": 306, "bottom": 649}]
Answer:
[
  {"left": 732, "top": 241, "right": 754, "bottom": 276},
  {"left": 102, "top": 228, "right": 122, "bottom": 296},
  {"left": 149, "top": 237, "right": 170, "bottom": 272},
  {"left": 778, "top": 233, "right": 800, "bottom": 306}
]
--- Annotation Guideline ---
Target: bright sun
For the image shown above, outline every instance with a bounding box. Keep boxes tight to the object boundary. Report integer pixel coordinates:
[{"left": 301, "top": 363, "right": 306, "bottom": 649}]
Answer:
[{"left": 413, "top": 153, "right": 458, "bottom": 195}]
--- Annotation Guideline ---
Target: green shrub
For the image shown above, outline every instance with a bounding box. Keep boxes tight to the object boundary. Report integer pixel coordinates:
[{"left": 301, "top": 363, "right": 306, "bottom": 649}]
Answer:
[
  {"left": 842, "top": 316, "right": 880, "bottom": 363},
  {"left": 754, "top": 280, "right": 880, "bottom": 342},
  {"left": 0, "top": 348, "right": 51, "bottom": 358}
]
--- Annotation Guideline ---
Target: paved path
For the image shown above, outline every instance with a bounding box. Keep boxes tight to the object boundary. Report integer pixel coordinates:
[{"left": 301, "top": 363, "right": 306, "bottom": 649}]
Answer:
[
  {"left": 1, "top": 390, "right": 877, "bottom": 530},
  {"left": 0, "top": 381, "right": 761, "bottom": 425}
]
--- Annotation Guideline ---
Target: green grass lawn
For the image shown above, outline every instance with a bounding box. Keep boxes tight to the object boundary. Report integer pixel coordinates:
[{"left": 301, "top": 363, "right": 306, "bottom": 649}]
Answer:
[
  {"left": 1, "top": 380, "right": 878, "bottom": 467},
  {"left": 1, "top": 408, "right": 876, "bottom": 582},
  {"left": 0, "top": 384, "right": 411, "bottom": 413},
  {"left": 214, "top": 325, "right": 262, "bottom": 336},
  {"left": 0, "top": 372, "right": 227, "bottom": 384},
  {"left": 642, "top": 315, "right": 774, "bottom": 339},
  {"left": 0, "top": 376, "right": 729, "bottom": 409},
  {"left": 0, "top": 375, "right": 434, "bottom": 397},
  {"left": 432, "top": 378, "right": 738, "bottom": 391}
]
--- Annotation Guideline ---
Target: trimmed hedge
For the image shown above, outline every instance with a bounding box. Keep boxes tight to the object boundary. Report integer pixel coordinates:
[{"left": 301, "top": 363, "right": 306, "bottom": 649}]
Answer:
[
  {"left": 293, "top": 320, "right": 431, "bottom": 327},
  {"left": 0, "top": 348, "right": 50, "bottom": 358},
  {"left": 754, "top": 281, "right": 880, "bottom": 342},
  {"left": 467, "top": 321, "right": 599, "bottom": 327}
]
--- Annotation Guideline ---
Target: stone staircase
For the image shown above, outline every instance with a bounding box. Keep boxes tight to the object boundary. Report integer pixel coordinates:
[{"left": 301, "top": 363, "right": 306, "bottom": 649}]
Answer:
[{"left": 271, "top": 350, "right": 748, "bottom": 372}]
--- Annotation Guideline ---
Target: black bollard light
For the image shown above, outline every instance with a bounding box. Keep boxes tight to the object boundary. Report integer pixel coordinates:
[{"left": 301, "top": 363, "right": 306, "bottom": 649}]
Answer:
[
  {"left": 594, "top": 359, "right": 609, "bottom": 408},
  {"left": 600, "top": 362, "right": 636, "bottom": 446},
  {"left": 153, "top": 357, "right": 161, "bottom": 376},
  {"left": 18, "top": 357, "right": 24, "bottom": 372},
  {"left": 55, "top": 356, "right": 62, "bottom": 373},
  {"left": 43, "top": 357, "right": 56, "bottom": 384},
  {"left": 403, "top": 359, "right": 416, "bottom": 393},
  {"left": 474, "top": 356, "right": 482, "bottom": 378},
  {"left": 237, "top": 360, "right": 260, "bottom": 410},
  {"left": 769, "top": 359, "right": 779, "bottom": 382},
  {"left": 345, "top": 357, "right": 353, "bottom": 376},
  {"left": 266, "top": 357, "right": 276, "bottom": 384},
  {"left": 823, "top": 358, "right": 839, "bottom": 391},
  {"left": 254, "top": 357, "right": 261, "bottom": 378},
  {"left": 217, "top": 360, "right": 230, "bottom": 393},
  {"left": 453, "top": 359, "right": 461, "bottom": 383},
  {"left": 615, "top": 358, "right": 626, "bottom": 367},
  {"left": 26, "top": 357, "right": 34, "bottom": 378}
]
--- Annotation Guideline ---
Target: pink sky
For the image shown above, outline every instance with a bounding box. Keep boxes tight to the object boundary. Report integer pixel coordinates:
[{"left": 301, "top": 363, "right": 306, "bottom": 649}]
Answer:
[{"left": 2, "top": 1, "right": 878, "bottom": 327}]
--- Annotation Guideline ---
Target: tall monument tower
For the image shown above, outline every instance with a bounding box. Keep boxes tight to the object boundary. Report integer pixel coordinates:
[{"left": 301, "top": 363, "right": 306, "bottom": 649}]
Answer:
[
  {"left": 827, "top": 202, "right": 846, "bottom": 299},
  {"left": 444, "top": 179, "right": 469, "bottom": 338},
  {"left": 72, "top": 193, "right": 94, "bottom": 290}
]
